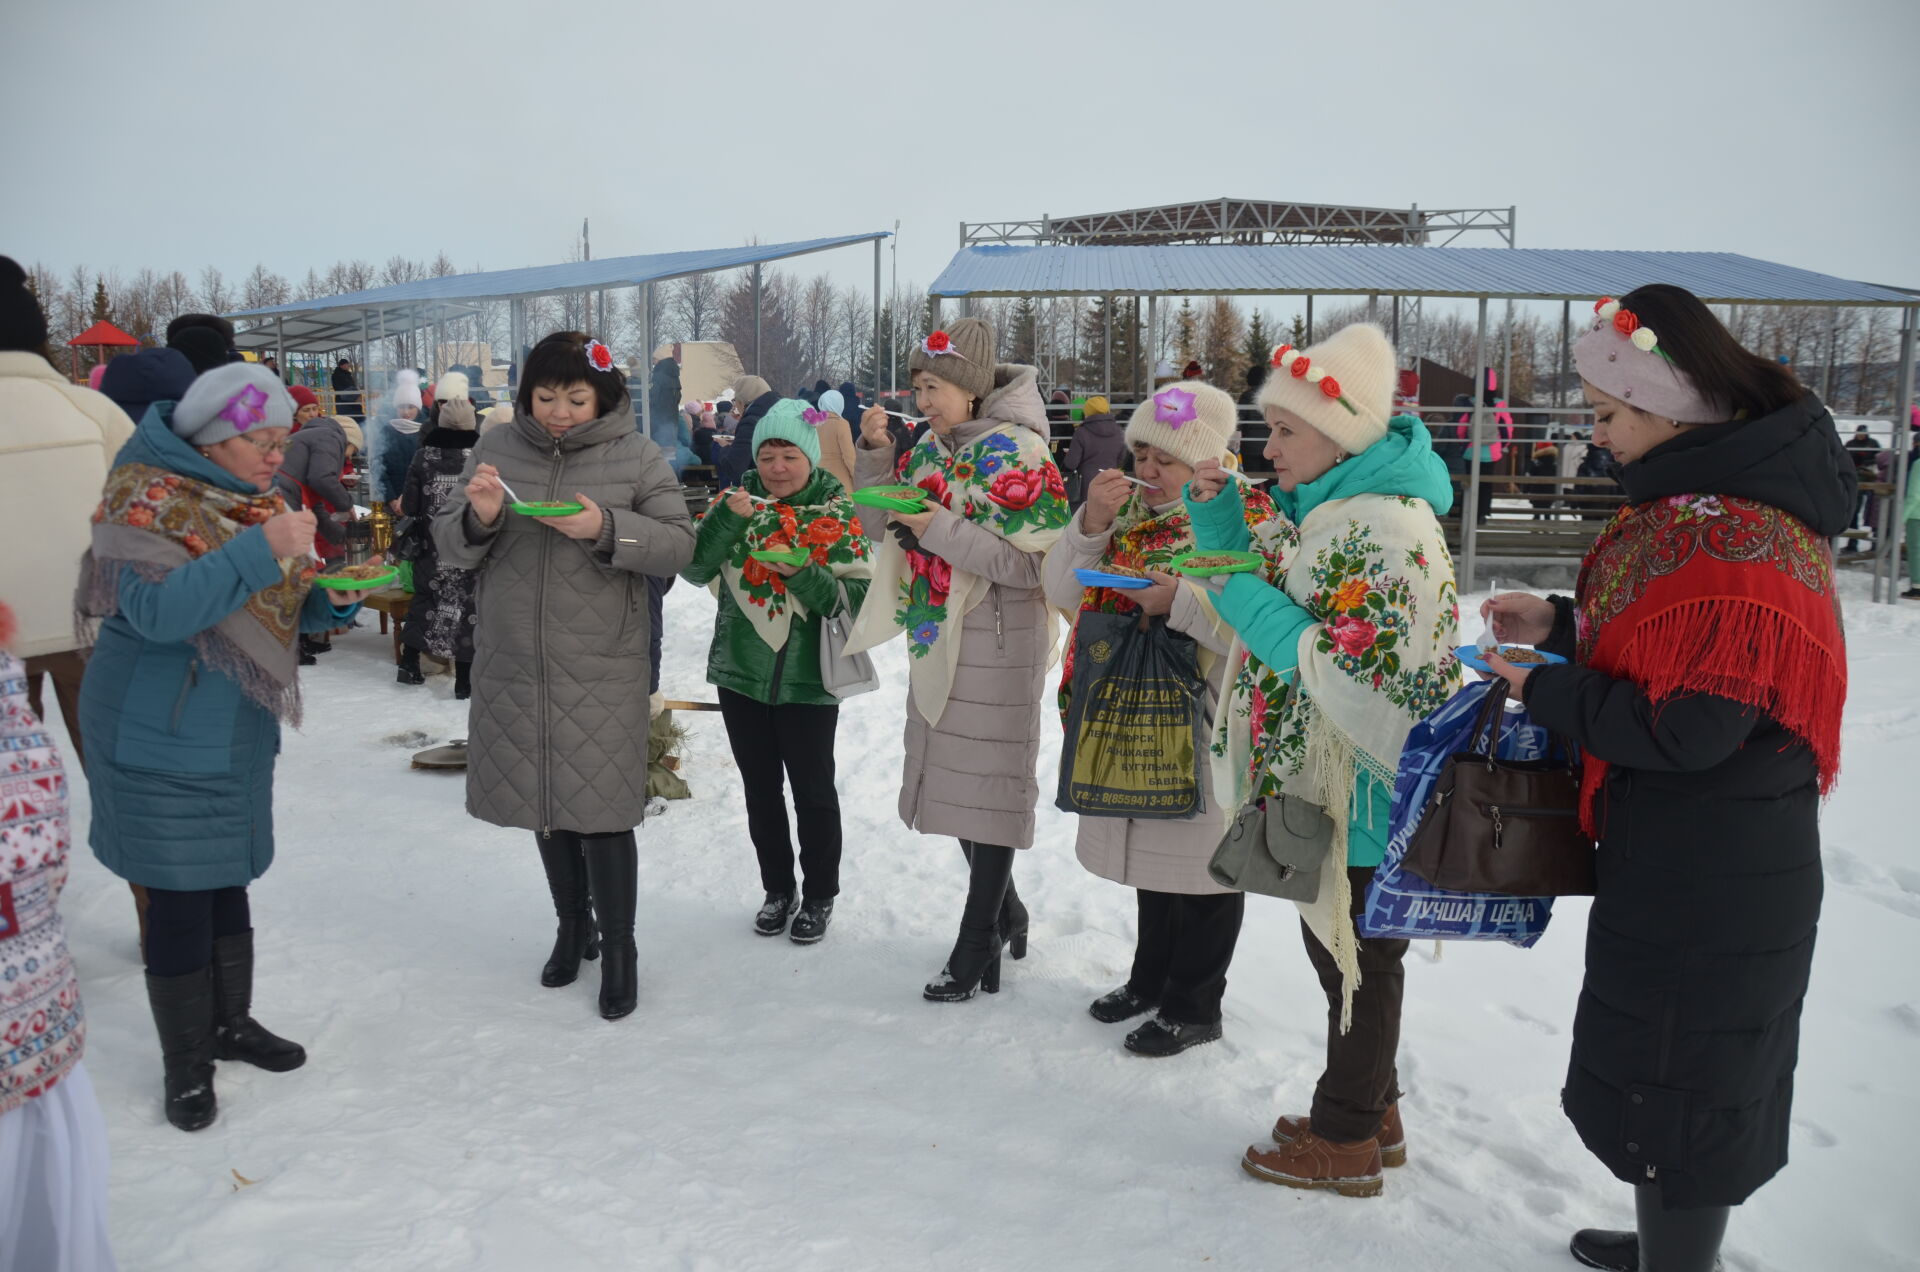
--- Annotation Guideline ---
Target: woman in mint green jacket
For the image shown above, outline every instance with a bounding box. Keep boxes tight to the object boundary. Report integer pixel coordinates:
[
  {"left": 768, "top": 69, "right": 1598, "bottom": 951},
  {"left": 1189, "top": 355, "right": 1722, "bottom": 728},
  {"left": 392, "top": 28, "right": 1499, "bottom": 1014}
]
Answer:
[
  {"left": 1184, "top": 325, "right": 1463, "bottom": 1200},
  {"left": 683, "top": 401, "right": 872, "bottom": 943}
]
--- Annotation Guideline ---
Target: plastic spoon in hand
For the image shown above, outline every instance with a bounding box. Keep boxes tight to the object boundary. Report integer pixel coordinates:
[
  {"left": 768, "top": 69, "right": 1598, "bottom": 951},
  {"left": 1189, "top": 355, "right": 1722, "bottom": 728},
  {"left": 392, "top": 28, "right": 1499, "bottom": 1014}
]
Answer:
[{"left": 494, "top": 475, "right": 523, "bottom": 505}]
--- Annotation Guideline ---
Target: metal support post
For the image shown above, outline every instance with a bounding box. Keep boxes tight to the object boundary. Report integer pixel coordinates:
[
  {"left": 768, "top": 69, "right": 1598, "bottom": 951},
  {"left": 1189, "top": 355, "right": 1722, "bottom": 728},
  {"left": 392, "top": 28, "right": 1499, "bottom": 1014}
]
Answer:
[
  {"left": 871, "top": 240, "right": 882, "bottom": 396},
  {"left": 751, "top": 264, "right": 762, "bottom": 375},
  {"left": 1559, "top": 301, "right": 1571, "bottom": 409},
  {"left": 1147, "top": 295, "right": 1158, "bottom": 390},
  {"left": 1886, "top": 305, "right": 1916, "bottom": 605},
  {"left": 1462, "top": 298, "right": 1489, "bottom": 588},
  {"left": 1822, "top": 308, "right": 1839, "bottom": 402},
  {"left": 1306, "top": 294, "right": 1314, "bottom": 344},
  {"left": 638, "top": 284, "right": 652, "bottom": 442},
  {"left": 1103, "top": 295, "right": 1113, "bottom": 399}
]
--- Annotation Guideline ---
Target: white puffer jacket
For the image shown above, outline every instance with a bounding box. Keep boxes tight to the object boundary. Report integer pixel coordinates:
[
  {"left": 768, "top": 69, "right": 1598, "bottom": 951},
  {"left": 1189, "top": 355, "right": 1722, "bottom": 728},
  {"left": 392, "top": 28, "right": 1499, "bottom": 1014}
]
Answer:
[{"left": 0, "top": 352, "right": 136, "bottom": 657}]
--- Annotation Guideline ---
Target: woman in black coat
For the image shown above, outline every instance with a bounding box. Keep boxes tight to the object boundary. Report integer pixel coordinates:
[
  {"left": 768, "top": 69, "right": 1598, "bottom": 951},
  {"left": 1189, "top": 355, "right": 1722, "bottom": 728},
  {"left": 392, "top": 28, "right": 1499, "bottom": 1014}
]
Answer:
[
  {"left": 1483, "top": 286, "right": 1854, "bottom": 1272},
  {"left": 396, "top": 396, "right": 480, "bottom": 696}
]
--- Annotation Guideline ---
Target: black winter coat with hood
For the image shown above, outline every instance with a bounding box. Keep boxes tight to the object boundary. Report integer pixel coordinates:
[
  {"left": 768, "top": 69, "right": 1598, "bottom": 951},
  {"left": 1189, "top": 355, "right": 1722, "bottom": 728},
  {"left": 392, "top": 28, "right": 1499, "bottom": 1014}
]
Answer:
[{"left": 1523, "top": 393, "right": 1855, "bottom": 1209}]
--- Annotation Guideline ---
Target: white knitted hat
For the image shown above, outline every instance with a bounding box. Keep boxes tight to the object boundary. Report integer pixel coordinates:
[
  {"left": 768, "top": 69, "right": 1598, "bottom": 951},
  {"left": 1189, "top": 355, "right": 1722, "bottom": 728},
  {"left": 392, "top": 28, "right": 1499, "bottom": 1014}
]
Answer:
[
  {"left": 1124, "top": 381, "right": 1240, "bottom": 468},
  {"left": 1257, "top": 322, "right": 1396, "bottom": 455},
  {"left": 434, "top": 370, "right": 471, "bottom": 402}
]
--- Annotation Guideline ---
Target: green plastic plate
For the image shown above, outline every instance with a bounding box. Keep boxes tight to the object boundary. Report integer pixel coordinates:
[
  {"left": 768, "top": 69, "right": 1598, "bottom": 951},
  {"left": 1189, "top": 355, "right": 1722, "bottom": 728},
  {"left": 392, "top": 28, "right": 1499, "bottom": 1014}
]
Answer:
[
  {"left": 748, "top": 547, "right": 811, "bottom": 567},
  {"left": 313, "top": 566, "right": 400, "bottom": 591},
  {"left": 511, "top": 501, "right": 584, "bottom": 517},
  {"left": 852, "top": 485, "right": 929, "bottom": 513},
  {"left": 1168, "top": 549, "right": 1263, "bottom": 578}
]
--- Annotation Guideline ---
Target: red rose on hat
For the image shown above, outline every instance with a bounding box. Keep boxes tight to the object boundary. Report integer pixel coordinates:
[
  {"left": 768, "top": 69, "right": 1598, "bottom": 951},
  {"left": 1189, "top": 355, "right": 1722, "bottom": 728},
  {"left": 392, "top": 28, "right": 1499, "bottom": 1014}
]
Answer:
[
  {"left": 1320, "top": 376, "right": 1342, "bottom": 399},
  {"left": 1613, "top": 309, "right": 1639, "bottom": 336},
  {"left": 585, "top": 340, "right": 615, "bottom": 372},
  {"left": 1290, "top": 356, "right": 1311, "bottom": 379},
  {"left": 1270, "top": 344, "right": 1292, "bottom": 367},
  {"left": 926, "top": 330, "right": 951, "bottom": 353},
  {"left": 1594, "top": 296, "right": 1615, "bottom": 314}
]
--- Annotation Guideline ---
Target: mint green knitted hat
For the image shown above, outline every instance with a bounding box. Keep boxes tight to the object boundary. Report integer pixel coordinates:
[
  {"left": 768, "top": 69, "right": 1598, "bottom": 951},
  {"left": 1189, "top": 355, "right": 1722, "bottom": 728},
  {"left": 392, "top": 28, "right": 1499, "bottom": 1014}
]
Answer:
[{"left": 751, "top": 399, "right": 822, "bottom": 466}]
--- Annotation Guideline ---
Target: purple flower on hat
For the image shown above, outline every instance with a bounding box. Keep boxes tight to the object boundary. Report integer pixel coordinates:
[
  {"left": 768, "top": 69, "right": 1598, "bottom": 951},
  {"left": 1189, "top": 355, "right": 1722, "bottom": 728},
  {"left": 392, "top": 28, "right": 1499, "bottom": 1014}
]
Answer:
[
  {"left": 802, "top": 407, "right": 829, "bottom": 425},
  {"left": 218, "top": 385, "right": 270, "bottom": 432},
  {"left": 1153, "top": 386, "right": 1198, "bottom": 428}
]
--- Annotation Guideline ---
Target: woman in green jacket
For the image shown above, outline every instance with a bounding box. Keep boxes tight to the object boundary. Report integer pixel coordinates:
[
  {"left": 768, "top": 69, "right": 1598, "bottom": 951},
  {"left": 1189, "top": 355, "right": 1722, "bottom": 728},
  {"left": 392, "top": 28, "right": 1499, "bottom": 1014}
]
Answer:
[
  {"left": 1185, "top": 324, "right": 1462, "bottom": 1199},
  {"left": 683, "top": 401, "right": 873, "bottom": 943}
]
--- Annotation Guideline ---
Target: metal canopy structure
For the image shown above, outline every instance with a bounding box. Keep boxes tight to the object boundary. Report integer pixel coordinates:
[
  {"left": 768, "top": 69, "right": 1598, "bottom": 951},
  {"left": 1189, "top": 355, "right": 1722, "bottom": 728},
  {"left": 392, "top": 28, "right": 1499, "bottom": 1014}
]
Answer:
[
  {"left": 961, "top": 200, "right": 1515, "bottom": 248},
  {"left": 929, "top": 243, "right": 1914, "bottom": 306},
  {"left": 225, "top": 229, "right": 893, "bottom": 439}
]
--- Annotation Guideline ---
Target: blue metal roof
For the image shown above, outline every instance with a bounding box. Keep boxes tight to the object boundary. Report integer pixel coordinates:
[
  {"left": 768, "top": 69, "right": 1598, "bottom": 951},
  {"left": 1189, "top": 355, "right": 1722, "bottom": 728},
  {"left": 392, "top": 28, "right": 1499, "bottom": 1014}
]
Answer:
[
  {"left": 928, "top": 244, "right": 1912, "bottom": 306},
  {"left": 230, "top": 231, "right": 891, "bottom": 317}
]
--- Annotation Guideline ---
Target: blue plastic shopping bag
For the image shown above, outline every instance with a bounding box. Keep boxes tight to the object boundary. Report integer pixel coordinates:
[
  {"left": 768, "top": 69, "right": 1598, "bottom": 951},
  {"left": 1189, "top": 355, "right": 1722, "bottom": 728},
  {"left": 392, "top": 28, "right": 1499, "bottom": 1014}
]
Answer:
[{"left": 1360, "top": 681, "right": 1563, "bottom": 947}]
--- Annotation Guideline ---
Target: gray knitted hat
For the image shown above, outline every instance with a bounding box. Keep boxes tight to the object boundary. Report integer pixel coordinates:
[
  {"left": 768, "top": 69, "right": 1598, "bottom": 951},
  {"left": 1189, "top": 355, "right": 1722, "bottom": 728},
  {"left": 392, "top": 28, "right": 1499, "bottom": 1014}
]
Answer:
[
  {"left": 908, "top": 316, "right": 995, "bottom": 401},
  {"left": 171, "top": 363, "right": 294, "bottom": 447}
]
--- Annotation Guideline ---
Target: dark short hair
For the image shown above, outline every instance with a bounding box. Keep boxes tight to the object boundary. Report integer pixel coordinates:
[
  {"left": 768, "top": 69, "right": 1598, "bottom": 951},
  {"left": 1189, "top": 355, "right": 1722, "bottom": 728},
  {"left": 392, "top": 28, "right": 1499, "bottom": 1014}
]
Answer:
[
  {"left": 515, "top": 332, "right": 628, "bottom": 419},
  {"left": 1619, "top": 284, "right": 1806, "bottom": 421}
]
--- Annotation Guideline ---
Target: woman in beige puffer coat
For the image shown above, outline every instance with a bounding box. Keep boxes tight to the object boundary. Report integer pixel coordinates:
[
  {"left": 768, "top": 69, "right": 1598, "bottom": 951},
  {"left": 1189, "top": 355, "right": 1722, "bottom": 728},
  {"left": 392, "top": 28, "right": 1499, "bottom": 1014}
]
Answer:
[
  {"left": 1041, "top": 381, "right": 1281, "bottom": 1058},
  {"left": 847, "top": 317, "right": 1070, "bottom": 1003}
]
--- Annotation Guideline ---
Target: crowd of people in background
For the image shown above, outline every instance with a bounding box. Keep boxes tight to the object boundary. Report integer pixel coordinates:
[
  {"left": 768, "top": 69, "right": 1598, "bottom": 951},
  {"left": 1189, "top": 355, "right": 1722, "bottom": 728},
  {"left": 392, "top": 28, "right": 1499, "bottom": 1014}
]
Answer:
[{"left": 0, "top": 244, "right": 1902, "bottom": 1272}]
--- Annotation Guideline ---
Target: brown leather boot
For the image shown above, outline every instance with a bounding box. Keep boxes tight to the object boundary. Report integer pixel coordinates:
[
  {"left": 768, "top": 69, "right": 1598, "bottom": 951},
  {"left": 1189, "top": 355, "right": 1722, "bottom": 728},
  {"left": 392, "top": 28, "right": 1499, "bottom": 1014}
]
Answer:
[
  {"left": 1271, "top": 1102, "right": 1406, "bottom": 1168},
  {"left": 1242, "top": 1131, "right": 1384, "bottom": 1198}
]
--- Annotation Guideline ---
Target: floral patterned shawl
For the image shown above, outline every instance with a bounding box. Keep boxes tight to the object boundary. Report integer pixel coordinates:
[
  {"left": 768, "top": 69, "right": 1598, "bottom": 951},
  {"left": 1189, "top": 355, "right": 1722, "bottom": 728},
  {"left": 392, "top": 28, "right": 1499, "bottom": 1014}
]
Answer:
[
  {"left": 844, "top": 422, "right": 1069, "bottom": 725},
  {"left": 695, "top": 470, "right": 872, "bottom": 651},
  {"left": 77, "top": 462, "right": 314, "bottom": 723},
  {"left": 1055, "top": 489, "right": 1278, "bottom": 725},
  {"left": 1213, "top": 492, "right": 1463, "bottom": 1025}
]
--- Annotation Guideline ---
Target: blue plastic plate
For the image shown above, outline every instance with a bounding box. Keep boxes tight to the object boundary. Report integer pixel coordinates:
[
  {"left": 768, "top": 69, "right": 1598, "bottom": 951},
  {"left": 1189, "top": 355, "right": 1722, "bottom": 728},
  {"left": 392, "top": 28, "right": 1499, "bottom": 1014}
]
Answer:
[
  {"left": 1454, "top": 644, "right": 1568, "bottom": 675},
  {"left": 1074, "top": 568, "right": 1153, "bottom": 590}
]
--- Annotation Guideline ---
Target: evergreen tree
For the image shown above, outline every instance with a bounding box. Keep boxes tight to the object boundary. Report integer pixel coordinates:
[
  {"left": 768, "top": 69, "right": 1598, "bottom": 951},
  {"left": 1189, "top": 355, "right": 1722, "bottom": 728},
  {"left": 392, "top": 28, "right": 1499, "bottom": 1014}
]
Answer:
[
  {"left": 1009, "top": 296, "right": 1038, "bottom": 365},
  {"left": 1244, "top": 308, "right": 1273, "bottom": 368},
  {"left": 1287, "top": 312, "right": 1307, "bottom": 345},
  {"left": 91, "top": 278, "right": 110, "bottom": 324},
  {"left": 1175, "top": 298, "right": 1197, "bottom": 364},
  {"left": 1201, "top": 297, "right": 1248, "bottom": 396},
  {"left": 1078, "top": 298, "right": 1112, "bottom": 392}
]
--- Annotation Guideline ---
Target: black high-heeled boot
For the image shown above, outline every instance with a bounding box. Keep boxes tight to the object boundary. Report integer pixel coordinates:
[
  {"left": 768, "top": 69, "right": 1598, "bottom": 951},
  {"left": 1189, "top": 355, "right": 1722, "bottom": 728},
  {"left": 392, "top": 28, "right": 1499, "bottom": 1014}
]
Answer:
[
  {"left": 396, "top": 645, "right": 425, "bottom": 686},
  {"left": 453, "top": 659, "right": 472, "bottom": 700},
  {"left": 536, "top": 832, "right": 599, "bottom": 987},
  {"left": 961, "top": 841, "right": 1028, "bottom": 961},
  {"left": 925, "top": 843, "right": 1014, "bottom": 1002},
  {"left": 582, "top": 831, "right": 638, "bottom": 1020}
]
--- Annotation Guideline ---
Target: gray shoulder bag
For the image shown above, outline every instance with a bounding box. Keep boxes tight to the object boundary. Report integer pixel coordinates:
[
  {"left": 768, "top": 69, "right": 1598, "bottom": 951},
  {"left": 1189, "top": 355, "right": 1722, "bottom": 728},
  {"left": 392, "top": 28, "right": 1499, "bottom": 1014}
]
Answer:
[
  {"left": 818, "top": 578, "right": 879, "bottom": 699},
  {"left": 1206, "top": 681, "right": 1331, "bottom": 903}
]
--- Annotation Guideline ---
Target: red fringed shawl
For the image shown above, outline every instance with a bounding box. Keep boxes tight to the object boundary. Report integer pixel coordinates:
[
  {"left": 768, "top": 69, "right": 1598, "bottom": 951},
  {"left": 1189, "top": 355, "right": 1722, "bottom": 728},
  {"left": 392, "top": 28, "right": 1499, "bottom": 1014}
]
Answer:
[{"left": 1572, "top": 492, "right": 1846, "bottom": 834}]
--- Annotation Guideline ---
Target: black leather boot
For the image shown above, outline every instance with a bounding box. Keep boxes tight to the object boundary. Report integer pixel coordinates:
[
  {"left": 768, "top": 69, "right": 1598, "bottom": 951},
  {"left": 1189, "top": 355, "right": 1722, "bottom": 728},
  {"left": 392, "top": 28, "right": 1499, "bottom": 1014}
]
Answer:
[
  {"left": 145, "top": 967, "right": 218, "bottom": 1132},
  {"left": 1570, "top": 1186, "right": 1728, "bottom": 1272},
  {"left": 396, "top": 646, "right": 425, "bottom": 686},
  {"left": 582, "top": 831, "right": 638, "bottom": 1020},
  {"left": 999, "top": 875, "right": 1029, "bottom": 961},
  {"left": 925, "top": 843, "right": 1014, "bottom": 1002},
  {"left": 210, "top": 931, "right": 307, "bottom": 1072},
  {"left": 536, "top": 832, "right": 599, "bottom": 987},
  {"left": 453, "top": 659, "right": 472, "bottom": 700}
]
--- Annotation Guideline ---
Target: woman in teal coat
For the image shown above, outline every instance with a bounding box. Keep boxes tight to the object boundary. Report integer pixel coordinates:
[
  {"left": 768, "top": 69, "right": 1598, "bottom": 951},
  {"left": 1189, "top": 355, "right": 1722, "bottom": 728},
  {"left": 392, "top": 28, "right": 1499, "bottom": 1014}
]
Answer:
[
  {"left": 1184, "top": 325, "right": 1462, "bottom": 1199},
  {"left": 682, "top": 401, "right": 872, "bottom": 943},
  {"left": 76, "top": 364, "right": 375, "bottom": 1132}
]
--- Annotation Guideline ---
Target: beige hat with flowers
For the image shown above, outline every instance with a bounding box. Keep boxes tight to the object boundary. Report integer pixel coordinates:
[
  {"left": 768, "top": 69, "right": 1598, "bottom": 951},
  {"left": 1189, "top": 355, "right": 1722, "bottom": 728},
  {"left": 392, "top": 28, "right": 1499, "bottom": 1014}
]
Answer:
[
  {"left": 1257, "top": 322, "right": 1396, "bottom": 455},
  {"left": 908, "top": 316, "right": 996, "bottom": 401},
  {"left": 1124, "top": 381, "right": 1240, "bottom": 468}
]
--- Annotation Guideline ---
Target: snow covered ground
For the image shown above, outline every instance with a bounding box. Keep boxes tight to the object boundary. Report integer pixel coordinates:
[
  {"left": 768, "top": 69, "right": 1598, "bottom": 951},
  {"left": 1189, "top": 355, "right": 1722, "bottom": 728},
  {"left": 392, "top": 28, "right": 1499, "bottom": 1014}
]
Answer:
[{"left": 49, "top": 578, "right": 1920, "bottom": 1271}]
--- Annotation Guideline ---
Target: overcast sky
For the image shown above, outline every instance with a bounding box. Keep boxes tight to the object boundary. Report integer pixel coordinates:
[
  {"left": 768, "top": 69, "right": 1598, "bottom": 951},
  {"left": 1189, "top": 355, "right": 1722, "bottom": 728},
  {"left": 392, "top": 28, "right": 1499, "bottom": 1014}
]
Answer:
[{"left": 4, "top": 0, "right": 1916, "bottom": 303}]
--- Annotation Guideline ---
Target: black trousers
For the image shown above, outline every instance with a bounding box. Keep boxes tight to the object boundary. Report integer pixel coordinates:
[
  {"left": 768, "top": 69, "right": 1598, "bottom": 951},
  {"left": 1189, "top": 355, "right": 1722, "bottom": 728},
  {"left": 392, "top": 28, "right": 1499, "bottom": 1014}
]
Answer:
[
  {"left": 144, "top": 885, "right": 251, "bottom": 977},
  {"left": 717, "top": 688, "right": 842, "bottom": 900},
  {"left": 1126, "top": 889, "right": 1245, "bottom": 1026},
  {"left": 1301, "top": 865, "right": 1408, "bottom": 1144}
]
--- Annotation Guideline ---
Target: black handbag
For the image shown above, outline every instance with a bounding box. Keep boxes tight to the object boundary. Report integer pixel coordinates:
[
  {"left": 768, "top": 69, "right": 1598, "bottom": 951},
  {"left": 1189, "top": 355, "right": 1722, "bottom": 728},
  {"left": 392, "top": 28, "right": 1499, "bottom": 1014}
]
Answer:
[{"left": 1400, "top": 688, "right": 1594, "bottom": 897}]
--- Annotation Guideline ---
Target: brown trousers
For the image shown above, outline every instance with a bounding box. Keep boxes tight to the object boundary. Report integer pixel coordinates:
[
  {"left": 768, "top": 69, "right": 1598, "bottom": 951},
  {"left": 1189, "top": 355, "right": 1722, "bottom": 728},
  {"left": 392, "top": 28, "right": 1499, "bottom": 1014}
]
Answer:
[
  {"left": 1301, "top": 865, "right": 1408, "bottom": 1144},
  {"left": 21, "top": 648, "right": 151, "bottom": 949}
]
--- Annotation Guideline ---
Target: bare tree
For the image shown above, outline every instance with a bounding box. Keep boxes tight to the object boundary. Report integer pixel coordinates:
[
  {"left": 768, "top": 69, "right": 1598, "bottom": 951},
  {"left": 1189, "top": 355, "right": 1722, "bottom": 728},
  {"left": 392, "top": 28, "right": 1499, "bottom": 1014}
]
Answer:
[
  {"left": 797, "top": 275, "right": 837, "bottom": 382},
  {"left": 661, "top": 272, "right": 722, "bottom": 342},
  {"left": 197, "top": 265, "right": 234, "bottom": 316},
  {"left": 241, "top": 264, "right": 291, "bottom": 310}
]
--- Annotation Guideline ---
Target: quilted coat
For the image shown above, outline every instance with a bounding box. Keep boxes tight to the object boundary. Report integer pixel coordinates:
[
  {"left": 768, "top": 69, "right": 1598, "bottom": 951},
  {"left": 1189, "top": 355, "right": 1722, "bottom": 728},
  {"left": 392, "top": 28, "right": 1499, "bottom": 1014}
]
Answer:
[
  {"left": 1040, "top": 503, "right": 1237, "bottom": 894},
  {"left": 80, "top": 414, "right": 359, "bottom": 891},
  {"left": 432, "top": 402, "right": 693, "bottom": 835},
  {"left": 851, "top": 367, "right": 1058, "bottom": 851}
]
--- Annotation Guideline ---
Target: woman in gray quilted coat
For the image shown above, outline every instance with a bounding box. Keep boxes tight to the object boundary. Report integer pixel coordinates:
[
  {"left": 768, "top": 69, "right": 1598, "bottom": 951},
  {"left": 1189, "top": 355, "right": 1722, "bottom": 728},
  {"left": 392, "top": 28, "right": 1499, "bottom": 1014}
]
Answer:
[{"left": 433, "top": 332, "right": 694, "bottom": 1020}]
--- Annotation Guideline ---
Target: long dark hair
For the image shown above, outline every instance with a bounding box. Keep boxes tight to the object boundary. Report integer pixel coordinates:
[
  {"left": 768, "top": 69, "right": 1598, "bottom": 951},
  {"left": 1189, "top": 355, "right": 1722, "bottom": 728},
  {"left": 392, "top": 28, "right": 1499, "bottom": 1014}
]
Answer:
[
  {"left": 515, "top": 332, "right": 629, "bottom": 419},
  {"left": 1620, "top": 284, "right": 1807, "bottom": 421}
]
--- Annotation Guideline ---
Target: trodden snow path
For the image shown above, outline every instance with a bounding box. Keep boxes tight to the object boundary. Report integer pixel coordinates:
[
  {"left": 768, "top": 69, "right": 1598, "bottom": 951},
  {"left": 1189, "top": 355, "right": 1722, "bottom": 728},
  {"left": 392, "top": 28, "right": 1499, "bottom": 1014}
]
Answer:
[{"left": 49, "top": 576, "right": 1919, "bottom": 1271}]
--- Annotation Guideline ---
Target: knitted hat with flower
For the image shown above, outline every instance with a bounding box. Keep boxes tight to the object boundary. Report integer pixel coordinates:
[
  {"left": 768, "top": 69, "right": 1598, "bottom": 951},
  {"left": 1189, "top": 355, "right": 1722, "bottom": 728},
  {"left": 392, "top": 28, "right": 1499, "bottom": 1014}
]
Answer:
[
  {"left": 907, "top": 317, "right": 995, "bottom": 401},
  {"left": 1258, "top": 322, "right": 1396, "bottom": 455},
  {"left": 1124, "top": 380, "right": 1240, "bottom": 469}
]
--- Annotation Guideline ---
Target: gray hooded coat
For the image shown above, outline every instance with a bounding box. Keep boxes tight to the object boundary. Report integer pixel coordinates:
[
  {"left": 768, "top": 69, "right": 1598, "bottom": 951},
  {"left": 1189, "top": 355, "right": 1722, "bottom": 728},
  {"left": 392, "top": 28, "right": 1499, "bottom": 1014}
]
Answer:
[{"left": 432, "top": 402, "right": 693, "bottom": 835}]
